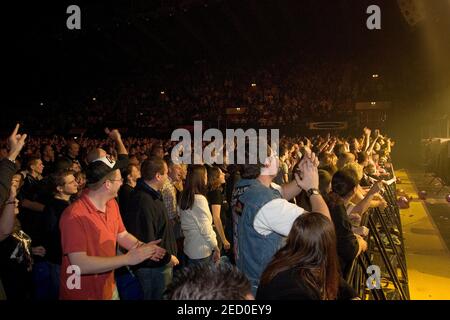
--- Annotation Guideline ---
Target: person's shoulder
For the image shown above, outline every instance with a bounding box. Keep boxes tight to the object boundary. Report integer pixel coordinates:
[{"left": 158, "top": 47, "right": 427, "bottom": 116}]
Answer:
[
  {"left": 329, "top": 203, "right": 347, "bottom": 217},
  {"left": 130, "top": 185, "right": 150, "bottom": 200},
  {"left": 257, "top": 268, "right": 311, "bottom": 300},
  {"left": 60, "top": 198, "right": 85, "bottom": 220},
  {"left": 49, "top": 197, "right": 70, "bottom": 209},
  {"left": 194, "top": 194, "right": 208, "bottom": 202},
  {"left": 123, "top": 184, "right": 134, "bottom": 192},
  {"left": 207, "top": 188, "right": 221, "bottom": 198},
  {"left": 270, "top": 182, "right": 283, "bottom": 192},
  {"left": 235, "top": 178, "right": 253, "bottom": 188},
  {"left": 107, "top": 197, "right": 119, "bottom": 208}
]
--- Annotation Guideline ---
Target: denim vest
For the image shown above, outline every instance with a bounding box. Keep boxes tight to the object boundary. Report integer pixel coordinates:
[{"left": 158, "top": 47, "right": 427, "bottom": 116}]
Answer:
[{"left": 232, "top": 179, "right": 284, "bottom": 293}]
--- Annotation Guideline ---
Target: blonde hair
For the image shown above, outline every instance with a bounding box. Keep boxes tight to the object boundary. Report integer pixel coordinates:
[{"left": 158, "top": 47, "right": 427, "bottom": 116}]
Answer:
[{"left": 342, "top": 162, "right": 364, "bottom": 182}]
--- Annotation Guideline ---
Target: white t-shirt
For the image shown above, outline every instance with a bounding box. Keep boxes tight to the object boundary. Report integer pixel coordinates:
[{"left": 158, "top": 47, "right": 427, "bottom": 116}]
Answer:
[{"left": 253, "top": 183, "right": 306, "bottom": 236}]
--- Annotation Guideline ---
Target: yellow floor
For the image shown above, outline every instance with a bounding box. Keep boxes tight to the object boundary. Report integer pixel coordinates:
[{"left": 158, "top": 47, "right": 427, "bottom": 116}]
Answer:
[{"left": 396, "top": 169, "right": 450, "bottom": 300}]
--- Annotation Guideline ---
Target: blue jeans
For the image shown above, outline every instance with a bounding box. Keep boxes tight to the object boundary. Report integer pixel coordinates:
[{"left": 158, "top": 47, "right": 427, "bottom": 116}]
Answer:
[
  {"left": 116, "top": 267, "right": 144, "bottom": 300},
  {"left": 32, "top": 261, "right": 60, "bottom": 300},
  {"left": 134, "top": 265, "right": 172, "bottom": 300}
]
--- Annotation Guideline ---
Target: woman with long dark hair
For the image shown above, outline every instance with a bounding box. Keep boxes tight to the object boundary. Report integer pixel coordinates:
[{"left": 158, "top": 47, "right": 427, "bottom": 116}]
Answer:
[
  {"left": 325, "top": 170, "right": 368, "bottom": 277},
  {"left": 257, "top": 212, "right": 357, "bottom": 300},
  {"left": 179, "top": 165, "right": 220, "bottom": 266}
]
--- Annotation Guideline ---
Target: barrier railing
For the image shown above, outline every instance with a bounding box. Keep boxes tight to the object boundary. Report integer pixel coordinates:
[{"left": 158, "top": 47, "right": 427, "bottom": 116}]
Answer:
[{"left": 346, "top": 165, "right": 410, "bottom": 300}]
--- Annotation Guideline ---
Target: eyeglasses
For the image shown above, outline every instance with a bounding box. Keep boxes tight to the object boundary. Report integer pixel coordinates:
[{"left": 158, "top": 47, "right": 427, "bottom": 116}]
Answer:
[{"left": 107, "top": 178, "right": 123, "bottom": 183}]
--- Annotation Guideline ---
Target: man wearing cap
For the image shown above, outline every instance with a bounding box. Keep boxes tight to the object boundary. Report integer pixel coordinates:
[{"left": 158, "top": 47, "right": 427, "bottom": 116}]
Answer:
[
  {"left": 59, "top": 156, "right": 166, "bottom": 300},
  {"left": 231, "top": 145, "right": 330, "bottom": 295}
]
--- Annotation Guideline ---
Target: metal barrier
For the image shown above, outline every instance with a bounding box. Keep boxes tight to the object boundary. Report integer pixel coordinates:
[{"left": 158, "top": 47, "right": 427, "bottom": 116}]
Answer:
[{"left": 346, "top": 167, "right": 410, "bottom": 300}]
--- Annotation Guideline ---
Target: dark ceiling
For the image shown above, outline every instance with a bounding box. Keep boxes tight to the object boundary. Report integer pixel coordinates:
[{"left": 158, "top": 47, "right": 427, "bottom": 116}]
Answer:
[{"left": 4, "top": 0, "right": 450, "bottom": 109}]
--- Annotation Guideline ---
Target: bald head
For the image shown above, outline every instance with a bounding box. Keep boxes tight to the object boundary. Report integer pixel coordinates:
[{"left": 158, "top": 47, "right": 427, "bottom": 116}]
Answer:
[{"left": 87, "top": 148, "right": 107, "bottom": 163}]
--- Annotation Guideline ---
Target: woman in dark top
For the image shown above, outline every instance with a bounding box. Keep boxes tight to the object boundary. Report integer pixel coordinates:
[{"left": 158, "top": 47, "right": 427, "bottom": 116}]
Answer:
[
  {"left": 0, "top": 174, "right": 33, "bottom": 300},
  {"left": 325, "top": 170, "right": 367, "bottom": 277},
  {"left": 206, "top": 166, "right": 230, "bottom": 251},
  {"left": 257, "top": 212, "right": 357, "bottom": 300}
]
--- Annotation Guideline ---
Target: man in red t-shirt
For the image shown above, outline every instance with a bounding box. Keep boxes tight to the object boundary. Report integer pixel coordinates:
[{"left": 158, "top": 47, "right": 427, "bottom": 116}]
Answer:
[{"left": 59, "top": 156, "right": 166, "bottom": 300}]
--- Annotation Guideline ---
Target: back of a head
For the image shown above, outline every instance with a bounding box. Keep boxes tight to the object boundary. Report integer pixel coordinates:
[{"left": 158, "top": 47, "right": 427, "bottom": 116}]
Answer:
[
  {"left": 287, "top": 212, "right": 337, "bottom": 260},
  {"left": 337, "top": 152, "right": 355, "bottom": 169},
  {"left": 239, "top": 147, "right": 263, "bottom": 180},
  {"left": 260, "top": 212, "right": 339, "bottom": 298},
  {"left": 239, "top": 140, "right": 272, "bottom": 179},
  {"left": 150, "top": 145, "right": 164, "bottom": 158},
  {"left": 318, "top": 169, "right": 332, "bottom": 195},
  {"left": 341, "top": 162, "right": 363, "bottom": 183},
  {"left": 53, "top": 158, "right": 73, "bottom": 173},
  {"left": 86, "top": 148, "right": 106, "bottom": 164},
  {"left": 331, "top": 170, "right": 359, "bottom": 198},
  {"left": 207, "top": 165, "right": 222, "bottom": 191},
  {"left": 319, "top": 152, "right": 332, "bottom": 165},
  {"left": 357, "top": 151, "right": 369, "bottom": 165},
  {"left": 179, "top": 164, "right": 207, "bottom": 210},
  {"left": 166, "top": 263, "right": 252, "bottom": 300}
]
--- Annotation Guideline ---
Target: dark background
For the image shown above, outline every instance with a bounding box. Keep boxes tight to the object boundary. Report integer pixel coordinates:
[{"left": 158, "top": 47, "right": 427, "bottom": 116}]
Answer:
[{"left": 3, "top": 0, "right": 450, "bottom": 165}]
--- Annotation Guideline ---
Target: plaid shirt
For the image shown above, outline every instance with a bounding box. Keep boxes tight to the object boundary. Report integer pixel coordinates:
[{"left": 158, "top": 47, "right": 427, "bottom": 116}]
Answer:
[{"left": 161, "top": 177, "right": 178, "bottom": 221}]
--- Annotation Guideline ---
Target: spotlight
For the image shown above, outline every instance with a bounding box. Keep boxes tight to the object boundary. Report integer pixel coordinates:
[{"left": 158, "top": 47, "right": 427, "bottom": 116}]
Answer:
[
  {"left": 161, "top": 91, "right": 165, "bottom": 95},
  {"left": 92, "top": 97, "right": 96, "bottom": 101},
  {"left": 372, "top": 74, "right": 379, "bottom": 78},
  {"left": 371, "top": 102, "right": 376, "bottom": 105},
  {"left": 251, "top": 83, "right": 256, "bottom": 87}
]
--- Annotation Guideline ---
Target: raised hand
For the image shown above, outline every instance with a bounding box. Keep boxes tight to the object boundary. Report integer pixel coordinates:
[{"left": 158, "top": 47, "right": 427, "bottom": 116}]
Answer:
[
  {"left": 7, "top": 123, "right": 27, "bottom": 161},
  {"left": 8, "top": 183, "right": 18, "bottom": 202},
  {"left": 223, "top": 239, "right": 231, "bottom": 251},
  {"left": 355, "top": 234, "right": 368, "bottom": 253},
  {"left": 294, "top": 158, "right": 319, "bottom": 191},
  {"left": 368, "top": 181, "right": 384, "bottom": 196},
  {"left": 344, "top": 141, "right": 350, "bottom": 152},
  {"left": 105, "top": 128, "right": 121, "bottom": 141},
  {"left": 168, "top": 255, "right": 179, "bottom": 267}
]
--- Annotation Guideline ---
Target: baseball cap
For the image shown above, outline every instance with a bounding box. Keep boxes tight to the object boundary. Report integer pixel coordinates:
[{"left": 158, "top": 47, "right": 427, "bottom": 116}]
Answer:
[{"left": 85, "top": 156, "right": 128, "bottom": 184}]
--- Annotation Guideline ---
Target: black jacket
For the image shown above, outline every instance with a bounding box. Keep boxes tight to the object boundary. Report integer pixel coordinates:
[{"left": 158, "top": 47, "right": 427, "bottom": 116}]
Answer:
[
  {"left": 118, "top": 184, "right": 133, "bottom": 217},
  {"left": 0, "top": 158, "right": 16, "bottom": 206},
  {"left": 42, "top": 198, "right": 71, "bottom": 265},
  {"left": 328, "top": 204, "right": 359, "bottom": 277},
  {"left": 123, "top": 179, "right": 177, "bottom": 269}
]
